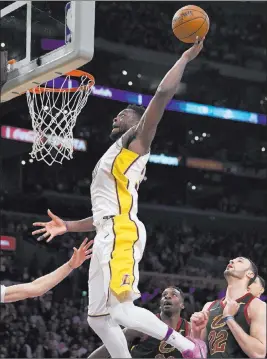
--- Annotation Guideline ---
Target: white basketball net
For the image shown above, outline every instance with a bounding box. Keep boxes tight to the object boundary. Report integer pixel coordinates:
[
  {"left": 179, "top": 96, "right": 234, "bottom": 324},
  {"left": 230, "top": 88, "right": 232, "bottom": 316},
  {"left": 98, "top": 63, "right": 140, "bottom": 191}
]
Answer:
[{"left": 26, "top": 74, "right": 94, "bottom": 166}]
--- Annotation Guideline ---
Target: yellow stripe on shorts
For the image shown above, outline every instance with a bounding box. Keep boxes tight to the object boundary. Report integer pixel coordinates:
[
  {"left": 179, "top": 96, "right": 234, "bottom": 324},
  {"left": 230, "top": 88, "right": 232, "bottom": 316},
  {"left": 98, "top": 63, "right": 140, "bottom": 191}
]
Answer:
[{"left": 109, "top": 148, "right": 140, "bottom": 298}]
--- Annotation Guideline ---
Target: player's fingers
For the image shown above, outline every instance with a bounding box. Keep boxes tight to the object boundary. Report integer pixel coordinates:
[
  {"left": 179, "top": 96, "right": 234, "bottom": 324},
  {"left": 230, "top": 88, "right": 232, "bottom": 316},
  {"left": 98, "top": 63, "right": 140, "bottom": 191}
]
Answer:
[
  {"left": 33, "top": 222, "right": 46, "bottom": 227},
  {"left": 191, "top": 317, "right": 204, "bottom": 323},
  {"left": 202, "top": 312, "right": 209, "bottom": 321},
  {"left": 47, "top": 209, "right": 57, "bottom": 220},
  {"left": 81, "top": 237, "right": 88, "bottom": 248},
  {"left": 32, "top": 228, "right": 46, "bottom": 235},
  {"left": 190, "top": 315, "right": 200, "bottom": 322},
  {"left": 192, "top": 311, "right": 203, "bottom": 317},
  {"left": 197, "top": 40, "right": 203, "bottom": 51},
  {"left": 191, "top": 318, "right": 202, "bottom": 325},
  {"left": 192, "top": 313, "right": 204, "bottom": 321},
  {"left": 73, "top": 247, "right": 78, "bottom": 253},
  {"left": 85, "top": 249, "right": 92, "bottom": 255},
  {"left": 37, "top": 232, "right": 50, "bottom": 241},
  {"left": 46, "top": 234, "right": 54, "bottom": 243},
  {"left": 85, "top": 255, "right": 92, "bottom": 260},
  {"left": 84, "top": 239, "right": 93, "bottom": 251},
  {"left": 190, "top": 312, "right": 199, "bottom": 318}
]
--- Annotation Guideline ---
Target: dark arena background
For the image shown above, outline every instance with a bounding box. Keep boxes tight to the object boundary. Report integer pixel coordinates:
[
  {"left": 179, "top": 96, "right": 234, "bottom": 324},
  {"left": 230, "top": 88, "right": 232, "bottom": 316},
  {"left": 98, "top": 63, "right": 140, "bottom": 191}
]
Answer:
[{"left": 0, "top": 1, "right": 266, "bottom": 358}]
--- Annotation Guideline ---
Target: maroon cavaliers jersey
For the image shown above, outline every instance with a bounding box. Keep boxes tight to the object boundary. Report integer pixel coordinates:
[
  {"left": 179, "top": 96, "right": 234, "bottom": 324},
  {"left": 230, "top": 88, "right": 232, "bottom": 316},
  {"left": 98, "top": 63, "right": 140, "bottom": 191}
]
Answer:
[
  {"left": 131, "top": 315, "right": 190, "bottom": 358},
  {"left": 206, "top": 293, "right": 255, "bottom": 358}
]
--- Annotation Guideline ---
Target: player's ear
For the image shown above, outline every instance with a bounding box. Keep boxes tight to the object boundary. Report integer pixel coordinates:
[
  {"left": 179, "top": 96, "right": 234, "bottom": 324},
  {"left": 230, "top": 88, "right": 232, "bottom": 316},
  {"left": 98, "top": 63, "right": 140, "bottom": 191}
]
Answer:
[
  {"left": 180, "top": 302, "right": 185, "bottom": 310},
  {"left": 246, "top": 270, "right": 255, "bottom": 280}
]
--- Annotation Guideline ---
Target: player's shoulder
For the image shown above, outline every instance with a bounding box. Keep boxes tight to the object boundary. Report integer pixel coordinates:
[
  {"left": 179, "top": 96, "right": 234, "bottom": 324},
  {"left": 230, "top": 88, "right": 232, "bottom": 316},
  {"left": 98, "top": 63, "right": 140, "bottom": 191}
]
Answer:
[
  {"left": 250, "top": 297, "right": 266, "bottom": 309},
  {"left": 248, "top": 297, "right": 266, "bottom": 318},
  {"left": 203, "top": 300, "right": 218, "bottom": 311},
  {"left": 99, "top": 139, "right": 121, "bottom": 160}
]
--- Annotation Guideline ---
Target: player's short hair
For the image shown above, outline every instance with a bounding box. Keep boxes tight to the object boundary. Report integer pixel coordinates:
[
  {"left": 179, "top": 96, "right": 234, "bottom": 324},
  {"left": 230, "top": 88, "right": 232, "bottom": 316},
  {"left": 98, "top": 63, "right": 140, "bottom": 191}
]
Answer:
[
  {"left": 167, "top": 286, "right": 185, "bottom": 302},
  {"left": 126, "top": 104, "right": 146, "bottom": 119},
  {"left": 245, "top": 258, "right": 258, "bottom": 286},
  {"left": 258, "top": 275, "right": 265, "bottom": 290}
]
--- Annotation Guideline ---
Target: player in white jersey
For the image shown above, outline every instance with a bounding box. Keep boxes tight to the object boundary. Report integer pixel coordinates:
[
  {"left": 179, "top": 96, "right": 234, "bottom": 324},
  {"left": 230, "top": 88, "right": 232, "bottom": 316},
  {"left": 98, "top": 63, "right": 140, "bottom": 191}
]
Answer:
[
  {"left": 32, "top": 39, "right": 207, "bottom": 358},
  {"left": 1, "top": 238, "right": 92, "bottom": 303}
]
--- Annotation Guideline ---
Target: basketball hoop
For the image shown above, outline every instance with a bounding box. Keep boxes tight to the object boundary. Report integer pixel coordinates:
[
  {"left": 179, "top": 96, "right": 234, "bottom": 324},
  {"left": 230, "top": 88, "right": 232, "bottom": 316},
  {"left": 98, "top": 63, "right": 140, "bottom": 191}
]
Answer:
[{"left": 26, "top": 69, "right": 95, "bottom": 166}]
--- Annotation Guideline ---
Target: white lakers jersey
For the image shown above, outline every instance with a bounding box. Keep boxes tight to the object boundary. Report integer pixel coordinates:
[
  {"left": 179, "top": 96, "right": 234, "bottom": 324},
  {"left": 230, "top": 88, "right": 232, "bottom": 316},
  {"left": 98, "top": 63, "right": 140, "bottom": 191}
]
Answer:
[{"left": 90, "top": 138, "right": 150, "bottom": 224}]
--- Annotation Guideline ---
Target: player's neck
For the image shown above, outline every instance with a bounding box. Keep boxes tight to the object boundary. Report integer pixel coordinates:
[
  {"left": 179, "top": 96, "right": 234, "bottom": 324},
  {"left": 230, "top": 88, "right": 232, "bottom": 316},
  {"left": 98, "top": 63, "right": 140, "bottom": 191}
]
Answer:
[
  {"left": 160, "top": 312, "right": 181, "bottom": 329},
  {"left": 225, "top": 282, "right": 248, "bottom": 301}
]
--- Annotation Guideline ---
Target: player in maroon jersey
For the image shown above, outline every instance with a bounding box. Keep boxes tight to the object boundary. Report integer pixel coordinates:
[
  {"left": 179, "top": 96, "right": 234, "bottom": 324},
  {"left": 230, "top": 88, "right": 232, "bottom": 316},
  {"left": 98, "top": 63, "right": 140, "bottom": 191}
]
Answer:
[
  {"left": 89, "top": 286, "right": 193, "bottom": 358},
  {"left": 190, "top": 257, "right": 266, "bottom": 358}
]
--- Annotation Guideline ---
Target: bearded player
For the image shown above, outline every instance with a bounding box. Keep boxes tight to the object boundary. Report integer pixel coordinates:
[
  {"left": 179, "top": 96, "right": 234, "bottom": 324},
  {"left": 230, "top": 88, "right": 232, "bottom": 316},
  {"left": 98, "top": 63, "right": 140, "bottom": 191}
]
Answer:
[
  {"left": 190, "top": 257, "right": 266, "bottom": 358},
  {"left": 32, "top": 39, "right": 207, "bottom": 358},
  {"left": 89, "top": 286, "right": 190, "bottom": 358}
]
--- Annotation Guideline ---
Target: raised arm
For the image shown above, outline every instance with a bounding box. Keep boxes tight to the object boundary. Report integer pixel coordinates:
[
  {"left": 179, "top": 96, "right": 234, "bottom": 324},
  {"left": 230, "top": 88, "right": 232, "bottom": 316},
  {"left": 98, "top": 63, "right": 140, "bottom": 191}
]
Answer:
[
  {"left": 2, "top": 238, "right": 93, "bottom": 303},
  {"left": 88, "top": 328, "right": 141, "bottom": 358},
  {"left": 129, "top": 38, "right": 204, "bottom": 155},
  {"left": 32, "top": 209, "right": 95, "bottom": 242}
]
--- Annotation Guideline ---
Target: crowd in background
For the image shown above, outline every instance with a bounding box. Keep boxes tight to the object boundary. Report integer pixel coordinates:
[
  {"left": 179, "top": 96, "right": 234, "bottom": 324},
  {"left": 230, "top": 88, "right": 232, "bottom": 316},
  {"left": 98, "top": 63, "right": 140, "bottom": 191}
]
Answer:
[
  {"left": 96, "top": 2, "right": 266, "bottom": 65},
  {"left": 0, "top": 285, "right": 101, "bottom": 358},
  {"left": 1, "top": 210, "right": 266, "bottom": 358},
  {"left": 1, "top": 96, "right": 265, "bottom": 219},
  {"left": 1, "top": 2, "right": 267, "bottom": 358},
  {"left": 95, "top": 2, "right": 266, "bottom": 113},
  {"left": 1, "top": 212, "right": 266, "bottom": 281}
]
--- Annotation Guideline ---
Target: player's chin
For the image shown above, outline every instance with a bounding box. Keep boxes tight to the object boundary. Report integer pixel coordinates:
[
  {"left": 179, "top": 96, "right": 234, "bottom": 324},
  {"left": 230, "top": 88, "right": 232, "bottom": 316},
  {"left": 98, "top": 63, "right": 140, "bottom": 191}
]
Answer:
[
  {"left": 224, "top": 268, "right": 234, "bottom": 276},
  {"left": 109, "top": 128, "right": 122, "bottom": 141},
  {"left": 162, "top": 306, "right": 173, "bottom": 315}
]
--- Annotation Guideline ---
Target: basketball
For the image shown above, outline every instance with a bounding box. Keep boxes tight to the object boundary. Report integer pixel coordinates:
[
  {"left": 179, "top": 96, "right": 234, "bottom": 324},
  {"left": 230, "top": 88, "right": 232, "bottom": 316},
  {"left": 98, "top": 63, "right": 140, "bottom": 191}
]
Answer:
[{"left": 172, "top": 5, "right": 209, "bottom": 43}]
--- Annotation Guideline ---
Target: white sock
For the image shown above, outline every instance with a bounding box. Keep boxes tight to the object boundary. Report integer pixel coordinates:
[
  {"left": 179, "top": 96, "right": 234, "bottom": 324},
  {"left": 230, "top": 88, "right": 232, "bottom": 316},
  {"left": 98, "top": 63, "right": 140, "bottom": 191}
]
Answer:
[
  {"left": 110, "top": 302, "right": 194, "bottom": 352},
  {"left": 166, "top": 330, "right": 195, "bottom": 352},
  {"left": 88, "top": 315, "right": 131, "bottom": 358}
]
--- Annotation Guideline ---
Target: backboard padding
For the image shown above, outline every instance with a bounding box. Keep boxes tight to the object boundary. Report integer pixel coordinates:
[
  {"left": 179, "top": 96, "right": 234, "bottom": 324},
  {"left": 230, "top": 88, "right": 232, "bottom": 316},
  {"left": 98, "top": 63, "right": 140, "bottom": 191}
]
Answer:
[{"left": 0, "top": 1, "right": 95, "bottom": 102}]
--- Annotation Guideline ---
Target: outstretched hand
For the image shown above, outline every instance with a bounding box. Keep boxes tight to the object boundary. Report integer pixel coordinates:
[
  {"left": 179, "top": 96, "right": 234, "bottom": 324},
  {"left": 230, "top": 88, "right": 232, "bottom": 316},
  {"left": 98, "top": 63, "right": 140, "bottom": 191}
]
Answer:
[
  {"left": 68, "top": 238, "right": 93, "bottom": 269},
  {"left": 32, "top": 209, "right": 67, "bottom": 242},
  {"left": 183, "top": 36, "right": 204, "bottom": 62}
]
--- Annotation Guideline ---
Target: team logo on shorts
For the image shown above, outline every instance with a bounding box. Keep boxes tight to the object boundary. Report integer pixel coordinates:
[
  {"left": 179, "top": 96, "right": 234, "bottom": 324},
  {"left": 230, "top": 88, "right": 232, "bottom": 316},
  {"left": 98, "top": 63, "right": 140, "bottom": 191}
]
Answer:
[{"left": 121, "top": 274, "right": 131, "bottom": 286}]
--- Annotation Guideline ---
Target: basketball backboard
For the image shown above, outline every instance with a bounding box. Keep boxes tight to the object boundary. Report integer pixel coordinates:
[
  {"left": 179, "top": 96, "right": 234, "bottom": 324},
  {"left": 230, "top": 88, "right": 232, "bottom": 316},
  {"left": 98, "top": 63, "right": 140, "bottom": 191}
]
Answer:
[{"left": 0, "top": 1, "right": 95, "bottom": 102}]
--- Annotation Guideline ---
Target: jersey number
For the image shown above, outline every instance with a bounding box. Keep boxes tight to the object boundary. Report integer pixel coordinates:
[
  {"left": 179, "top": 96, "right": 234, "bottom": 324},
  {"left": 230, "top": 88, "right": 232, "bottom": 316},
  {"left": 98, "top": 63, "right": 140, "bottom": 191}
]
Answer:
[{"left": 208, "top": 330, "right": 228, "bottom": 355}]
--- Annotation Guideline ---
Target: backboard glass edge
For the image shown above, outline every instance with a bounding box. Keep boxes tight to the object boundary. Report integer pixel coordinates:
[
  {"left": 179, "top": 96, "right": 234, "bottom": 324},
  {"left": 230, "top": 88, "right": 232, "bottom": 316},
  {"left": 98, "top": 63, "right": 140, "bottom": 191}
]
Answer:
[{"left": 1, "top": 45, "right": 93, "bottom": 102}]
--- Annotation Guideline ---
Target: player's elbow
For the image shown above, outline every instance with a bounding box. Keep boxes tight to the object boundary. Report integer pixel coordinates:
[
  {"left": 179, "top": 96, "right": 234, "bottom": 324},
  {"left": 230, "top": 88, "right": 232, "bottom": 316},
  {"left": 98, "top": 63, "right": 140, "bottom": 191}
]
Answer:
[
  {"left": 250, "top": 347, "right": 266, "bottom": 358},
  {"left": 156, "top": 79, "right": 180, "bottom": 98},
  {"left": 251, "top": 352, "right": 266, "bottom": 358}
]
